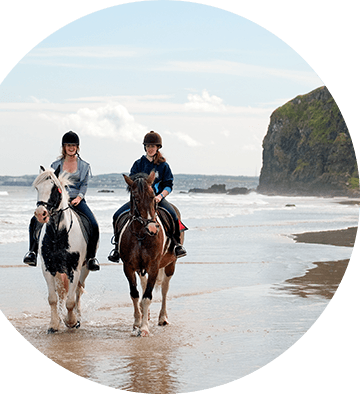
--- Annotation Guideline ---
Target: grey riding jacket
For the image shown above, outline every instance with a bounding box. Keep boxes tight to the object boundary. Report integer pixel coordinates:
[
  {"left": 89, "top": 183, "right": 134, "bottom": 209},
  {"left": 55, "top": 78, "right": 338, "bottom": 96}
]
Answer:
[{"left": 51, "top": 157, "right": 91, "bottom": 199}]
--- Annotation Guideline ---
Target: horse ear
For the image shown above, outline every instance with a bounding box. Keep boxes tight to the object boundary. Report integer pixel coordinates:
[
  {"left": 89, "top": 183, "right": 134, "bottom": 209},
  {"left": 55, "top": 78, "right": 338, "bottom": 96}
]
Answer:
[
  {"left": 147, "top": 171, "right": 156, "bottom": 185},
  {"left": 54, "top": 165, "right": 61, "bottom": 178},
  {"left": 40, "top": 165, "right": 45, "bottom": 172},
  {"left": 123, "top": 174, "right": 134, "bottom": 187}
]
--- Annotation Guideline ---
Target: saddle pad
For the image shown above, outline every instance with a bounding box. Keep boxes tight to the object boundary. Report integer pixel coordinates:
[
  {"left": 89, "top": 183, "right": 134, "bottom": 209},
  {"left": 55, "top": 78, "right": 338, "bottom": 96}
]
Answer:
[
  {"left": 114, "top": 212, "right": 131, "bottom": 235},
  {"left": 157, "top": 207, "right": 175, "bottom": 237},
  {"left": 71, "top": 207, "right": 91, "bottom": 244}
]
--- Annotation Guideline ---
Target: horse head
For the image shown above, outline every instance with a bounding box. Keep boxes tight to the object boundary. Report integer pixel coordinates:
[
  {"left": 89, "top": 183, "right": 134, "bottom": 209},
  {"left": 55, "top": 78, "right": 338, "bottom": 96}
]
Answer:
[
  {"left": 33, "top": 165, "right": 69, "bottom": 223},
  {"left": 123, "top": 171, "right": 158, "bottom": 234}
]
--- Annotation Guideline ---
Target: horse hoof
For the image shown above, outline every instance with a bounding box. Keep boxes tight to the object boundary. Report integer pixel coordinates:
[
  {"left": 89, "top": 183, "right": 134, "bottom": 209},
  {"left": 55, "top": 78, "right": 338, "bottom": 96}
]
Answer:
[
  {"left": 141, "top": 329, "right": 150, "bottom": 337},
  {"left": 47, "top": 328, "right": 58, "bottom": 334},
  {"left": 158, "top": 321, "right": 169, "bottom": 326},
  {"left": 131, "top": 328, "right": 141, "bottom": 337},
  {"left": 65, "top": 321, "right": 80, "bottom": 329}
]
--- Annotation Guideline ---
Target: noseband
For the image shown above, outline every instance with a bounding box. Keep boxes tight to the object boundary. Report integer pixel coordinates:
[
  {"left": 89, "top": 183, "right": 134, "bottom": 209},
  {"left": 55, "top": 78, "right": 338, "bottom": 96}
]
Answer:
[
  {"left": 36, "top": 182, "right": 72, "bottom": 234},
  {"left": 37, "top": 200, "right": 59, "bottom": 213},
  {"left": 130, "top": 184, "right": 160, "bottom": 240}
]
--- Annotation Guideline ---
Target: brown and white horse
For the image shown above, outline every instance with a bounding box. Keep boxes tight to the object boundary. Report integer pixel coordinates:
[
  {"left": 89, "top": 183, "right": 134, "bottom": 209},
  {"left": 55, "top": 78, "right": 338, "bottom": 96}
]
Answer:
[
  {"left": 33, "top": 166, "right": 92, "bottom": 333},
  {"left": 119, "top": 171, "right": 183, "bottom": 337}
]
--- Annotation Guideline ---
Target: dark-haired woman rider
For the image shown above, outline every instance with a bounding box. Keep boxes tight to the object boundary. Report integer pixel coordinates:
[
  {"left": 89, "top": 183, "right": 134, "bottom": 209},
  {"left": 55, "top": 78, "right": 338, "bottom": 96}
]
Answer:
[{"left": 108, "top": 131, "right": 187, "bottom": 263}]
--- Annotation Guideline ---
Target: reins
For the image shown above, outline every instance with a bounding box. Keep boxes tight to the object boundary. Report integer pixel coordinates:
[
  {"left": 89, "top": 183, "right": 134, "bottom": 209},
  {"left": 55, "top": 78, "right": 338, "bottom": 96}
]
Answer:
[
  {"left": 36, "top": 181, "right": 74, "bottom": 241},
  {"left": 128, "top": 181, "right": 160, "bottom": 241}
]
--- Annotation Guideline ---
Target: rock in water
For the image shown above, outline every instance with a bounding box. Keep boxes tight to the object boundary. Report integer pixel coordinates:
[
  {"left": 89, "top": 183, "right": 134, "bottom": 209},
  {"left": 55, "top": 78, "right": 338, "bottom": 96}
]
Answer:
[{"left": 257, "top": 86, "right": 359, "bottom": 197}]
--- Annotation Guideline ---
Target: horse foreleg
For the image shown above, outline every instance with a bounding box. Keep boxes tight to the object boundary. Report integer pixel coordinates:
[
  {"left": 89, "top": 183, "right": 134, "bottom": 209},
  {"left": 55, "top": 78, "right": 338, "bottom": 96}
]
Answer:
[
  {"left": 64, "top": 271, "right": 81, "bottom": 329},
  {"left": 44, "top": 273, "right": 60, "bottom": 333},
  {"left": 124, "top": 266, "right": 142, "bottom": 333},
  {"left": 139, "top": 271, "right": 158, "bottom": 337}
]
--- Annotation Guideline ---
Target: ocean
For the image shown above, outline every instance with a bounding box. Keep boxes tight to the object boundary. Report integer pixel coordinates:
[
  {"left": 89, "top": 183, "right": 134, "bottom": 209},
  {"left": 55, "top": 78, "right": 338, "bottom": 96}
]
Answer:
[{"left": 0, "top": 184, "right": 358, "bottom": 393}]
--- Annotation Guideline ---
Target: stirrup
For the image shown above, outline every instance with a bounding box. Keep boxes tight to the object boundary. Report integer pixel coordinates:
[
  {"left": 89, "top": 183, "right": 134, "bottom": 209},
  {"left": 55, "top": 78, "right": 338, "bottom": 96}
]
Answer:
[
  {"left": 87, "top": 258, "right": 100, "bottom": 271},
  {"left": 108, "top": 248, "right": 120, "bottom": 263},
  {"left": 175, "top": 245, "right": 187, "bottom": 258},
  {"left": 23, "top": 251, "right": 37, "bottom": 266}
]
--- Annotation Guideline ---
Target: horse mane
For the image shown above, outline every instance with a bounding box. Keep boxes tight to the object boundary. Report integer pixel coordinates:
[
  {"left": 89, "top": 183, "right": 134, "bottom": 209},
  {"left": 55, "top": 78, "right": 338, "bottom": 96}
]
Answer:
[
  {"left": 126, "top": 172, "right": 149, "bottom": 194},
  {"left": 33, "top": 168, "right": 71, "bottom": 201}
]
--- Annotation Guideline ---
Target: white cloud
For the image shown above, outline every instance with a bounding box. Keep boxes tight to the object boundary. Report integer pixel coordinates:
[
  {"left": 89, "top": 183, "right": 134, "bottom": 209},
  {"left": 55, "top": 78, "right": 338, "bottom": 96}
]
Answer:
[
  {"left": 164, "top": 130, "right": 202, "bottom": 147},
  {"left": 40, "top": 102, "right": 148, "bottom": 142},
  {"left": 161, "top": 60, "right": 322, "bottom": 86},
  {"left": 26, "top": 46, "right": 143, "bottom": 59},
  {"left": 185, "top": 90, "right": 226, "bottom": 113}
]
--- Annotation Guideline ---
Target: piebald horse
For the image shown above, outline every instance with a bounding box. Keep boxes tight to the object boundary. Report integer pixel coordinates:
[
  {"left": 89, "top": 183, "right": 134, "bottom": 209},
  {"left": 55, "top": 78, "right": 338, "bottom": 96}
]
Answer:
[
  {"left": 33, "top": 166, "right": 93, "bottom": 333},
  {"left": 120, "top": 171, "right": 183, "bottom": 337}
]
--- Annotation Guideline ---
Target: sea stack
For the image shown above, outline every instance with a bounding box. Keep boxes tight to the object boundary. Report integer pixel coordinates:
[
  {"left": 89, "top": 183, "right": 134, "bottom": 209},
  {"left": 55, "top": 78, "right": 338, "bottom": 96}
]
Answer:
[{"left": 257, "top": 86, "right": 359, "bottom": 196}]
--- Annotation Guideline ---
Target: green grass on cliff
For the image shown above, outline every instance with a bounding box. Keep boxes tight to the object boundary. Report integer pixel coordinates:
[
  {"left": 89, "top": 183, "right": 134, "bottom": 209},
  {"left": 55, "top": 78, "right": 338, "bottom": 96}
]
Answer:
[{"left": 274, "top": 93, "right": 341, "bottom": 146}]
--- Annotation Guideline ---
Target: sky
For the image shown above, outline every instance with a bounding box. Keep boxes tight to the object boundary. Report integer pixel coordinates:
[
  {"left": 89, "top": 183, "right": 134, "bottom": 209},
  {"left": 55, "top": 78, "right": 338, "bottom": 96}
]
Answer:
[{"left": 0, "top": 0, "right": 324, "bottom": 177}]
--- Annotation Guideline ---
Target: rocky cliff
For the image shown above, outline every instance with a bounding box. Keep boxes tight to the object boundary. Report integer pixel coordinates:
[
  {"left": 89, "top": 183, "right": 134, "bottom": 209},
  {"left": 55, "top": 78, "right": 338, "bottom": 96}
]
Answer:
[{"left": 257, "top": 86, "right": 359, "bottom": 196}]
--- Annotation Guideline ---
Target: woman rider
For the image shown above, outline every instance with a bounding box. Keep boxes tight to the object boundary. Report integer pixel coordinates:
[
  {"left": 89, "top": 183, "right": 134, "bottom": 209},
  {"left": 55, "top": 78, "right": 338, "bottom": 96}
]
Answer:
[
  {"left": 23, "top": 131, "right": 100, "bottom": 271},
  {"left": 108, "top": 131, "right": 187, "bottom": 263}
]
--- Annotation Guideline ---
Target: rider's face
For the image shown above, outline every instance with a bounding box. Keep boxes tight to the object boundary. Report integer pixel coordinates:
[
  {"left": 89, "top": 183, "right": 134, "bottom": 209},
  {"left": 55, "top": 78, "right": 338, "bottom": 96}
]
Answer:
[
  {"left": 64, "top": 143, "right": 78, "bottom": 157},
  {"left": 145, "top": 144, "right": 158, "bottom": 157}
]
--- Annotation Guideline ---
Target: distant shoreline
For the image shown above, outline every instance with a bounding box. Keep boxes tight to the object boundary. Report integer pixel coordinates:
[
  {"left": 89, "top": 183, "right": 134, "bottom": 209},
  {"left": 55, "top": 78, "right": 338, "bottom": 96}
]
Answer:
[
  {"left": 292, "top": 226, "right": 357, "bottom": 248},
  {"left": 284, "top": 226, "right": 357, "bottom": 299}
]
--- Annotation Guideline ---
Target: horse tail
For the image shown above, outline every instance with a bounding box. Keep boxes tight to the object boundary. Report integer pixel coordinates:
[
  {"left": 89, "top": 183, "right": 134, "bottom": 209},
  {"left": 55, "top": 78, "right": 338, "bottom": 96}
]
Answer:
[{"left": 155, "top": 268, "right": 165, "bottom": 291}]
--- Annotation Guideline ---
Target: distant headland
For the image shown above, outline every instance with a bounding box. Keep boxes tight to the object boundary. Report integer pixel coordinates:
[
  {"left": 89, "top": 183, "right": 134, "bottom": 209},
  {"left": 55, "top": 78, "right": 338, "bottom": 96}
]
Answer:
[{"left": 0, "top": 173, "right": 259, "bottom": 193}]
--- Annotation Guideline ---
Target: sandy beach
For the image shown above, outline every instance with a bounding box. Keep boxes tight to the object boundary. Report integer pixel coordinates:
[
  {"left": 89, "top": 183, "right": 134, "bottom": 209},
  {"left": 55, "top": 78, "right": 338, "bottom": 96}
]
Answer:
[
  {"left": 0, "top": 187, "right": 357, "bottom": 393},
  {"left": 283, "top": 226, "right": 357, "bottom": 299},
  {"left": 1, "top": 225, "right": 354, "bottom": 393}
]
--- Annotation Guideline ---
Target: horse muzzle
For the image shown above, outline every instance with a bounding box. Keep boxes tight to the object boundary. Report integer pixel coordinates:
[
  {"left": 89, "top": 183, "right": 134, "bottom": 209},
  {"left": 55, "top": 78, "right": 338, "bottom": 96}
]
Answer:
[
  {"left": 34, "top": 206, "right": 49, "bottom": 224},
  {"left": 146, "top": 222, "right": 160, "bottom": 236}
]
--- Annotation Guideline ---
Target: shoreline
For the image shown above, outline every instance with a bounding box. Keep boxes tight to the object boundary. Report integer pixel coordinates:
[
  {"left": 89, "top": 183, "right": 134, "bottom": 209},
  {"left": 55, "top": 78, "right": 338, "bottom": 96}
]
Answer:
[
  {"left": 283, "top": 226, "right": 358, "bottom": 299},
  {"left": 292, "top": 226, "right": 357, "bottom": 247}
]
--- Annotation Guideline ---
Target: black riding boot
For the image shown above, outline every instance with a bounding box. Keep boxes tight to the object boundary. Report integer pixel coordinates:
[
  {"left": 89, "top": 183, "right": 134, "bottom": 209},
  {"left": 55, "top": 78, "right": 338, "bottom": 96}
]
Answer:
[
  {"left": 23, "top": 216, "right": 40, "bottom": 266},
  {"left": 108, "top": 232, "right": 120, "bottom": 263},
  {"left": 173, "top": 221, "right": 187, "bottom": 258},
  {"left": 86, "top": 226, "right": 100, "bottom": 271}
]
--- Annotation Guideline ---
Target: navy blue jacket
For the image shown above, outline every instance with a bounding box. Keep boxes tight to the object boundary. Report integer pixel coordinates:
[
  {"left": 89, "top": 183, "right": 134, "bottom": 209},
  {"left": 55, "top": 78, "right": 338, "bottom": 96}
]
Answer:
[{"left": 130, "top": 155, "right": 174, "bottom": 195}]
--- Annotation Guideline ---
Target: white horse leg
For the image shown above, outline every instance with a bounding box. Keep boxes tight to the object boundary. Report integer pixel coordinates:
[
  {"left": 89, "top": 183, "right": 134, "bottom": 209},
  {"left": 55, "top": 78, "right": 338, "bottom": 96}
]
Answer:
[
  {"left": 131, "top": 296, "right": 142, "bottom": 333},
  {"left": 158, "top": 274, "right": 171, "bottom": 326},
  {"left": 44, "top": 273, "right": 60, "bottom": 333},
  {"left": 139, "top": 297, "right": 152, "bottom": 337},
  {"left": 64, "top": 270, "right": 81, "bottom": 329},
  {"left": 139, "top": 274, "right": 150, "bottom": 320},
  {"left": 75, "top": 265, "right": 89, "bottom": 322}
]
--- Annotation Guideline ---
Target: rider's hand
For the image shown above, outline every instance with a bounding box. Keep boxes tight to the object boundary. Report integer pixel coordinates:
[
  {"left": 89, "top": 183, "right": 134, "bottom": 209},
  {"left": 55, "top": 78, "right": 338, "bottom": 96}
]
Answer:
[
  {"left": 155, "top": 195, "right": 163, "bottom": 203},
  {"left": 71, "top": 196, "right": 82, "bottom": 206}
]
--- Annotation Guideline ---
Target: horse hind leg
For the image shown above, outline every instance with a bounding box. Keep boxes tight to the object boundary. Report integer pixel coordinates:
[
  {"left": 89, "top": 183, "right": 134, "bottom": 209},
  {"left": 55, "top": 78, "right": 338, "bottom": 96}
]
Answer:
[
  {"left": 74, "top": 264, "right": 89, "bottom": 326},
  {"left": 158, "top": 273, "right": 171, "bottom": 326}
]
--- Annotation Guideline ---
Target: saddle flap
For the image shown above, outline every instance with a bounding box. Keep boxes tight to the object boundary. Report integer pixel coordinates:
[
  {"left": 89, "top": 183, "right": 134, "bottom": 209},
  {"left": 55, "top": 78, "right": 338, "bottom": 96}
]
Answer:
[
  {"left": 157, "top": 207, "right": 175, "bottom": 236},
  {"left": 71, "top": 207, "right": 91, "bottom": 244},
  {"left": 114, "top": 211, "right": 131, "bottom": 235}
]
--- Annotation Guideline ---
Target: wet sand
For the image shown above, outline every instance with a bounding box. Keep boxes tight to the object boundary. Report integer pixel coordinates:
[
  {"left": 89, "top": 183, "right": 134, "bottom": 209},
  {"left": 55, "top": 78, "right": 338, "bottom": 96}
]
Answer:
[
  {"left": 3, "top": 227, "right": 356, "bottom": 393},
  {"left": 293, "top": 226, "right": 357, "bottom": 248},
  {"left": 282, "top": 226, "right": 357, "bottom": 299}
]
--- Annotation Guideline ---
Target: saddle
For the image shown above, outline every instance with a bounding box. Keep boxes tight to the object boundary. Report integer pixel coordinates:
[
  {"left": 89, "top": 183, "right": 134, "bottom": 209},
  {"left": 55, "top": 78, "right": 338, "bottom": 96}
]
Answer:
[
  {"left": 71, "top": 207, "right": 92, "bottom": 245},
  {"left": 114, "top": 207, "right": 184, "bottom": 240}
]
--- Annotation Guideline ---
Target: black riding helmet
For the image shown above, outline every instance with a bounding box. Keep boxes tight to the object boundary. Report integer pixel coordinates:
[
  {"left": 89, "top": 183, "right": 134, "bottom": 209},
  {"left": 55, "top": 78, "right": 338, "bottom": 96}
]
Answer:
[
  {"left": 62, "top": 131, "right": 80, "bottom": 145},
  {"left": 143, "top": 131, "right": 162, "bottom": 149}
]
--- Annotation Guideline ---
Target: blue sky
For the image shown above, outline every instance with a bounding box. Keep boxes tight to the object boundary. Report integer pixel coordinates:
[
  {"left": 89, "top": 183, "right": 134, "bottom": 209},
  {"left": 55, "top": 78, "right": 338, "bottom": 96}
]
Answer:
[{"left": 0, "top": 1, "right": 323, "bottom": 176}]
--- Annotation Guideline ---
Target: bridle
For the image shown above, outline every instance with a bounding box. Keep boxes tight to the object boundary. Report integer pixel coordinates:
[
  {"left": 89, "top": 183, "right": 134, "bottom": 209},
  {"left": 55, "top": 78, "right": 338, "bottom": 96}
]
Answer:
[
  {"left": 36, "top": 181, "right": 73, "bottom": 237},
  {"left": 129, "top": 186, "right": 160, "bottom": 241}
]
